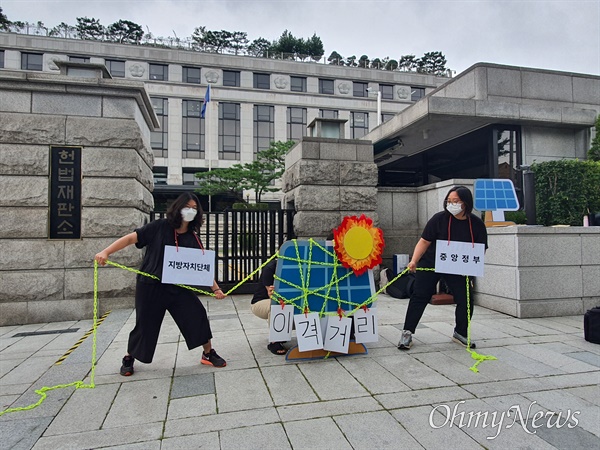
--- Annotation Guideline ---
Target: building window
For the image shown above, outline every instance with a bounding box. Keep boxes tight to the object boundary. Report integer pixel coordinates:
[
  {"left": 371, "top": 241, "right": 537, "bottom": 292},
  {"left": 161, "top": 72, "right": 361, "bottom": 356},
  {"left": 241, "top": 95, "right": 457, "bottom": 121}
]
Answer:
[
  {"left": 151, "top": 97, "right": 168, "bottom": 158},
  {"left": 149, "top": 63, "right": 168, "bottom": 81},
  {"left": 183, "top": 66, "right": 201, "bottom": 84},
  {"left": 382, "top": 113, "right": 395, "bottom": 124},
  {"left": 0, "top": 50, "right": 4, "bottom": 69},
  {"left": 223, "top": 70, "right": 240, "bottom": 87},
  {"left": 353, "top": 82, "right": 368, "bottom": 97},
  {"left": 21, "top": 52, "right": 43, "bottom": 71},
  {"left": 380, "top": 84, "right": 394, "bottom": 100},
  {"left": 182, "top": 100, "right": 205, "bottom": 159},
  {"left": 153, "top": 167, "right": 167, "bottom": 185},
  {"left": 287, "top": 107, "right": 307, "bottom": 141},
  {"left": 253, "top": 73, "right": 270, "bottom": 89},
  {"left": 254, "top": 105, "right": 274, "bottom": 155},
  {"left": 319, "top": 109, "right": 339, "bottom": 119},
  {"left": 105, "top": 59, "right": 125, "bottom": 78},
  {"left": 351, "top": 112, "right": 369, "bottom": 138},
  {"left": 411, "top": 87, "right": 425, "bottom": 102},
  {"left": 290, "top": 76, "right": 307, "bottom": 92},
  {"left": 319, "top": 78, "right": 334, "bottom": 95},
  {"left": 69, "top": 55, "right": 90, "bottom": 63},
  {"left": 219, "top": 103, "right": 241, "bottom": 160},
  {"left": 183, "top": 168, "right": 207, "bottom": 185}
]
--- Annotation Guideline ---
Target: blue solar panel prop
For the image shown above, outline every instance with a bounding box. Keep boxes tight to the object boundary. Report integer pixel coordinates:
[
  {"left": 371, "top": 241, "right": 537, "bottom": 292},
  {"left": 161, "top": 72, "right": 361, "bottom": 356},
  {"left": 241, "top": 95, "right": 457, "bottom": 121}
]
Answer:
[
  {"left": 272, "top": 239, "right": 375, "bottom": 360},
  {"left": 474, "top": 178, "right": 520, "bottom": 226}
]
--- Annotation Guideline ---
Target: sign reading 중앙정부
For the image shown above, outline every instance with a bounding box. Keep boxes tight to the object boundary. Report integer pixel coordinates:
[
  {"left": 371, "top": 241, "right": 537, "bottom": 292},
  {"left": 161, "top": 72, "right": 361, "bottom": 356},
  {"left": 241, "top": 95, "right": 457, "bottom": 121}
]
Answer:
[{"left": 49, "top": 146, "right": 82, "bottom": 240}]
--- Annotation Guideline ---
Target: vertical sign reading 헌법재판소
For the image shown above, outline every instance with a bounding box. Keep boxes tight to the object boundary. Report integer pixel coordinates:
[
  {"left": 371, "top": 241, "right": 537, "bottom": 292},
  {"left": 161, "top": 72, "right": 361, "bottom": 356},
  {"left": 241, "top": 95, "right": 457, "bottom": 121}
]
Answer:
[{"left": 49, "top": 146, "right": 82, "bottom": 239}]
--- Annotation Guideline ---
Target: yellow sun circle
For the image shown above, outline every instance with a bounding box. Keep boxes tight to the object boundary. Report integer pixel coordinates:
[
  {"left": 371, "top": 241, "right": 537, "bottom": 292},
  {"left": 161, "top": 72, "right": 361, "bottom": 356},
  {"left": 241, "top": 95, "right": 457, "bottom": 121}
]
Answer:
[{"left": 343, "top": 226, "right": 374, "bottom": 260}]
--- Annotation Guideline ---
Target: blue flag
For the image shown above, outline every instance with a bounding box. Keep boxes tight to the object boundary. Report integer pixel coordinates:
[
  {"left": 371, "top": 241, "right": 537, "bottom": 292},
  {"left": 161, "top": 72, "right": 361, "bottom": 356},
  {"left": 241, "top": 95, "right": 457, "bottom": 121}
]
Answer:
[{"left": 201, "top": 84, "right": 210, "bottom": 118}]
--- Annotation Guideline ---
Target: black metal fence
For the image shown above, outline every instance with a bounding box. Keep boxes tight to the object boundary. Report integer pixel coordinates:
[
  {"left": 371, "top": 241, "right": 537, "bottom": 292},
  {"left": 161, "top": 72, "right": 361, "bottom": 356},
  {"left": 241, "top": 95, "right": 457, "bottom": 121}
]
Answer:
[{"left": 151, "top": 209, "right": 296, "bottom": 293}]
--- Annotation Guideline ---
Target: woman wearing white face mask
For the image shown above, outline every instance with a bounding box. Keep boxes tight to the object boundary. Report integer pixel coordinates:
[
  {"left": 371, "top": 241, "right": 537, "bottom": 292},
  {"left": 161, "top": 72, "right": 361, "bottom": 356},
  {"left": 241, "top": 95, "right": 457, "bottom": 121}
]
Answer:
[
  {"left": 95, "top": 192, "right": 227, "bottom": 376},
  {"left": 397, "top": 186, "right": 488, "bottom": 351}
]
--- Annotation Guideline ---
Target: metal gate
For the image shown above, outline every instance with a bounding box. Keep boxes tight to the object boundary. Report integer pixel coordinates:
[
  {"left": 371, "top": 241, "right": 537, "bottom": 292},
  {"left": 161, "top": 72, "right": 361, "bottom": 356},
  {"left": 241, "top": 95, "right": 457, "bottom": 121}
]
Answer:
[{"left": 151, "top": 209, "right": 296, "bottom": 293}]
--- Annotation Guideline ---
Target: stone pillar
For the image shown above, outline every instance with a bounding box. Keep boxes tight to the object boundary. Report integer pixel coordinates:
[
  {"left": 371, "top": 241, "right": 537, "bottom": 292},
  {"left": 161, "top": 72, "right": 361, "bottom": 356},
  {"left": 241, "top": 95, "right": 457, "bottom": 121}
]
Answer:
[
  {"left": 0, "top": 68, "right": 158, "bottom": 325},
  {"left": 282, "top": 119, "right": 378, "bottom": 239}
]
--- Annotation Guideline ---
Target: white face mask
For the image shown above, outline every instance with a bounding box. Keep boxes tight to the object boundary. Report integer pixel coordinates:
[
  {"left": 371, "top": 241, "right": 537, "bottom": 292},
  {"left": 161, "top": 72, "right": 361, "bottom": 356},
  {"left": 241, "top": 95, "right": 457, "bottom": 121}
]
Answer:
[
  {"left": 446, "top": 202, "right": 463, "bottom": 216},
  {"left": 181, "top": 207, "right": 197, "bottom": 222}
]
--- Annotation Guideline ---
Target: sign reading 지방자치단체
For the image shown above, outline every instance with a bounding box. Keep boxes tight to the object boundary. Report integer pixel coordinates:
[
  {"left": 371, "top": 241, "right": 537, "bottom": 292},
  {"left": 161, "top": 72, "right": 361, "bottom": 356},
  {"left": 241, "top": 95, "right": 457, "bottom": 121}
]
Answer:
[
  {"left": 161, "top": 246, "right": 215, "bottom": 286},
  {"left": 435, "top": 240, "right": 485, "bottom": 277}
]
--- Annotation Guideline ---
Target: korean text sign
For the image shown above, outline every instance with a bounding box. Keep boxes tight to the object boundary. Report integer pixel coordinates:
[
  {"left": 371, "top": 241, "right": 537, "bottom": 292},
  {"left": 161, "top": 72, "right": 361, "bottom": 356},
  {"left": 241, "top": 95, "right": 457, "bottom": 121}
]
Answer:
[{"left": 162, "top": 246, "right": 215, "bottom": 286}]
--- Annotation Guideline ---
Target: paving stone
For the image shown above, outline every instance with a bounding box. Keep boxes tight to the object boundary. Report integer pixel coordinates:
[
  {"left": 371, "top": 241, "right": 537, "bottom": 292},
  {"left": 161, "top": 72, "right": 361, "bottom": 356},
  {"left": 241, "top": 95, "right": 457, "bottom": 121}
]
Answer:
[
  {"left": 481, "top": 347, "right": 566, "bottom": 377},
  {"left": 284, "top": 417, "right": 353, "bottom": 449},
  {"left": 297, "top": 359, "right": 370, "bottom": 401},
  {"left": 220, "top": 423, "right": 291, "bottom": 450},
  {"left": 0, "top": 416, "right": 52, "bottom": 450},
  {"left": 563, "top": 351, "right": 600, "bottom": 368},
  {"left": 167, "top": 394, "right": 216, "bottom": 420},
  {"left": 510, "top": 344, "right": 599, "bottom": 373},
  {"left": 170, "top": 373, "right": 215, "bottom": 399},
  {"left": 337, "top": 357, "right": 412, "bottom": 394},
  {"left": 97, "top": 441, "right": 161, "bottom": 450},
  {"left": 374, "top": 354, "right": 456, "bottom": 390},
  {"left": 277, "top": 396, "right": 382, "bottom": 422},
  {"left": 563, "top": 385, "right": 600, "bottom": 407},
  {"left": 375, "top": 385, "right": 474, "bottom": 410},
  {"left": 161, "top": 432, "right": 220, "bottom": 450},
  {"left": 334, "top": 410, "right": 422, "bottom": 448},
  {"left": 215, "top": 368, "right": 273, "bottom": 413},
  {"left": 261, "top": 364, "right": 319, "bottom": 406}
]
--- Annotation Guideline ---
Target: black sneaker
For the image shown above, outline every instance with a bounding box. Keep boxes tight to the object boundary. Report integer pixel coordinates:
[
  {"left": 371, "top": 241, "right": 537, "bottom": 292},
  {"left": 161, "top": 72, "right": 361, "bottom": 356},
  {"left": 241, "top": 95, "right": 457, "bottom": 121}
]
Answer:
[
  {"left": 452, "top": 331, "right": 476, "bottom": 349},
  {"left": 120, "top": 355, "right": 134, "bottom": 376},
  {"left": 201, "top": 349, "right": 227, "bottom": 368}
]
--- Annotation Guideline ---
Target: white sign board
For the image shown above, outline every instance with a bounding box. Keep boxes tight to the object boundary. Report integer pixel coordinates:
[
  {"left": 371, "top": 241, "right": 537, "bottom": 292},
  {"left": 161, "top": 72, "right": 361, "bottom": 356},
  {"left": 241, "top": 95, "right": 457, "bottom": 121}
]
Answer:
[
  {"left": 435, "top": 240, "right": 485, "bottom": 277},
  {"left": 162, "top": 245, "right": 215, "bottom": 286},
  {"left": 352, "top": 308, "right": 378, "bottom": 343},
  {"left": 269, "top": 304, "right": 294, "bottom": 342},
  {"left": 294, "top": 312, "right": 324, "bottom": 352},
  {"left": 323, "top": 316, "right": 352, "bottom": 353}
]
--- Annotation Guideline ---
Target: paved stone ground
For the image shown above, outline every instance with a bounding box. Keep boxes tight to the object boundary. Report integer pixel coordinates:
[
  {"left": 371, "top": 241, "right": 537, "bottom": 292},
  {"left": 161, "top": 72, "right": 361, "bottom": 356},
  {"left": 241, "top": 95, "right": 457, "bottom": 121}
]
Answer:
[{"left": 1, "top": 294, "right": 599, "bottom": 449}]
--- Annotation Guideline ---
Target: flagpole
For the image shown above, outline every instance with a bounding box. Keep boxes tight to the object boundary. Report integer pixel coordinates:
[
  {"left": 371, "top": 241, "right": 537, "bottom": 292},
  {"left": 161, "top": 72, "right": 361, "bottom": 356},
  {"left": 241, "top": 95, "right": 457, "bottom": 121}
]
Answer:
[{"left": 202, "top": 84, "right": 212, "bottom": 212}]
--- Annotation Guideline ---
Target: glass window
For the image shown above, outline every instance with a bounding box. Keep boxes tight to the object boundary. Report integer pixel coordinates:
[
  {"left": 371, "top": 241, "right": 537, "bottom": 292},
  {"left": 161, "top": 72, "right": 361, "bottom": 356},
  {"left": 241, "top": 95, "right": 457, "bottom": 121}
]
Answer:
[
  {"left": 319, "top": 109, "right": 339, "bottom": 119},
  {"left": 183, "top": 168, "right": 208, "bottom": 185},
  {"left": 105, "top": 59, "right": 125, "bottom": 78},
  {"left": 287, "top": 107, "right": 307, "bottom": 141},
  {"left": 382, "top": 113, "right": 395, "bottom": 124},
  {"left": 149, "top": 63, "right": 168, "bottom": 81},
  {"left": 319, "top": 78, "right": 334, "bottom": 95},
  {"left": 351, "top": 112, "right": 369, "bottom": 138},
  {"left": 0, "top": 50, "right": 4, "bottom": 69},
  {"left": 183, "top": 66, "right": 201, "bottom": 84},
  {"left": 290, "top": 76, "right": 307, "bottom": 92},
  {"left": 151, "top": 97, "right": 168, "bottom": 158},
  {"left": 21, "top": 52, "right": 43, "bottom": 71},
  {"left": 182, "top": 100, "right": 205, "bottom": 159},
  {"left": 253, "top": 73, "right": 270, "bottom": 89},
  {"left": 254, "top": 105, "right": 274, "bottom": 155},
  {"left": 219, "top": 103, "right": 241, "bottom": 160},
  {"left": 353, "top": 82, "right": 368, "bottom": 97},
  {"left": 411, "top": 87, "right": 425, "bottom": 102},
  {"left": 223, "top": 70, "right": 240, "bottom": 87},
  {"left": 153, "top": 167, "right": 167, "bottom": 185},
  {"left": 380, "top": 84, "right": 393, "bottom": 100},
  {"left": 69, "top": 56, "right": 90, "bottom": 63}
]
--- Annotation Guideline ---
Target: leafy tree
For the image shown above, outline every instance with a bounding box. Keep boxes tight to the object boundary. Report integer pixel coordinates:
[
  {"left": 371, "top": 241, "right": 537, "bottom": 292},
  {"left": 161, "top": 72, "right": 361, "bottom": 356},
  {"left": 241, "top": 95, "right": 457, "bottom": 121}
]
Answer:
[
  {"left": 191, "top": 27, "right": 233, "bottom": 53},
  {"left": 229, "top": 31, "right": 248, "bottom": 55},
  {"left": 418, "top": 51, "right": 447, "bottom": 75},
  {"left": 398, "top": 54, "right": 419, "bottom": 72},
  {"left": 271, "top": 29, "right": 296, "bottom": 57},
  {"left": 0, "top": 7, "right": 10, "bottom": 31},
  {"left": 76, "top": 17, "right": 105, "bottom": 40},
  {"left": 248, "top": 37, "right": 272, "bottom": 57},
  {"left": 327, "top": 51, "right": 344, "bottom": 65},
  {"left": 306, "top": 33, "right": 324, "bottom": 61},
  {"left": 50, "top": 22, "right": 76, "bottom": 38},
  {"left": 370, "top": 58, "right": 383, "bottom": 69},
  {"left": 194, "top": 141, "right": 294, "bottom": 203},
  {"left": 345, "top": 55, "right": 357, "bottom": 67},
  {"left": 384, "top": 59, "right": 398, "bottom": 71},
  {"left": 588, "top": 116, "right": 600, "bottom": 161},
  {"left": 107, "top": 20, "right": 144, "bottom": 44},
  {"left": 358, "top": 55, "right": 370, "bottom": 69}
]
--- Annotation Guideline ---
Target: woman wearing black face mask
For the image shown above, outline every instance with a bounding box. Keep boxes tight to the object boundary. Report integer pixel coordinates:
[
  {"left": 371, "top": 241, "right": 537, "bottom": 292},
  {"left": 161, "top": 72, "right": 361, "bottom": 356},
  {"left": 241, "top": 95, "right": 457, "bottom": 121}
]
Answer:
[
  {"left": 397, "top": 186, "right": 488, "bottom": 351},
  {"left": 95, "top": 192, "right": 227, "bottom": 376}
]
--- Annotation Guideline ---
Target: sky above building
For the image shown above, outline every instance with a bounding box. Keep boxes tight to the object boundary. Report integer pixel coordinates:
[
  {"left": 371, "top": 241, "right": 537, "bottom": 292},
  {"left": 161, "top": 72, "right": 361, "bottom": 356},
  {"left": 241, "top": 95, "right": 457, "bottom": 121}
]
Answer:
[{"left": 2, "top": 0, "right": 599, "bottom": 76}]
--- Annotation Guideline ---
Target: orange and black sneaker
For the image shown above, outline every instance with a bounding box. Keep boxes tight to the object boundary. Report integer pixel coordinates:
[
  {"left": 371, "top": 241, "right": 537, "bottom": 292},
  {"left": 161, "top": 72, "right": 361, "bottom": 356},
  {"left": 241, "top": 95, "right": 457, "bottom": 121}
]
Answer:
[
  {"left": 120, "top": 355, "right": 134, "bottom": 376},
  {"left": 201, "top": 349, "right": 226, "bottom": 368}
]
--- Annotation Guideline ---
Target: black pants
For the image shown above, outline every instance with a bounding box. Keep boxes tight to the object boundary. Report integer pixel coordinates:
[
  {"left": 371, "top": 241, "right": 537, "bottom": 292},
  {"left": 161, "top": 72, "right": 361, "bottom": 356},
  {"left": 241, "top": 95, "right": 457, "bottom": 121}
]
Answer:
[
  {"left": 128, "top": 281, "right": 213, "bottom": 363},
  {"left": 403, "top": 270, "right": 473, "bottom": 336}
]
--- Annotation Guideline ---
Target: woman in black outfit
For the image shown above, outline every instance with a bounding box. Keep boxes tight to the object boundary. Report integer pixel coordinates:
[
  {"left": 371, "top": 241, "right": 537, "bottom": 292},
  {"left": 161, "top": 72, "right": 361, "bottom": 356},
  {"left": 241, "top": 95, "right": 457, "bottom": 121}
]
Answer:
[
  {"left": 398, "top": 186, "right": 488, "bottom": 350},
  {"left": 95, "top": 193, "right": 227, "bottom": 375}
]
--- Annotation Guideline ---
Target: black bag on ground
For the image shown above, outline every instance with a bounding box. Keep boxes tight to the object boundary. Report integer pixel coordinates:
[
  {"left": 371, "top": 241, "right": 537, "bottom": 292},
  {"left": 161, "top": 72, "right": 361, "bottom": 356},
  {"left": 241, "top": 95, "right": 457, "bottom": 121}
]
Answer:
[
  {"left": 584, "top": 306, "right": 600, "bottom": 344},
  {"left": 384, "top": 269, "right": 416, "bottom": 299}
]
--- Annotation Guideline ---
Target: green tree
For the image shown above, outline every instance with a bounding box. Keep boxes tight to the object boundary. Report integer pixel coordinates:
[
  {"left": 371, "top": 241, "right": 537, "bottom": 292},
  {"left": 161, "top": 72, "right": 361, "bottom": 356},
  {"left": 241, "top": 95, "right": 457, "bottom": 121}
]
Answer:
[
  {"left": 0, "top": 7, "right": 10, "bottom": 31},
  {"left": 371, "top": 58, "right": 383, "bottom": 69},
  {"left": 248, "top": 37, "right": 272, "bottom": 57},
  {"left": 107, "top": 20, "right": 144, "bottom": 44},
  {"left": 327, "top": 51, "right": 344, "bottom": 65},
  {"left": 229, "top": 31, "right": 248, "bottom": 55},
  {"left": 384, "top": 59, "right": 398, "bottom": 71},
  {"left": 191, "top": 27, "right": 233, "bottom": 53},
  {"left": 398, "top": 54, "right": 418, "bottom": 72},
  {"left": 358, "top": 55, "right": 370, "bottom": 68},
  {"left": 50, "top": 22, "right": 76, "bottom": 38},
  {"left": 588, "top": 115, "right": 600, "bottom": 161},
  {"left": 418, "top": 51, "right": 447, "bottom": 75},
  {"left": 345, "top": 55, "right": 357, "bottom": 67},
  {"left": 194, "top": 165, "right": 248, "bottom": 203},
  {"left": 76, "top": 17, "right": 105, "bottom": 40},
  {"left": 306, "top": 33, "right": 324, "bottom": 61}
]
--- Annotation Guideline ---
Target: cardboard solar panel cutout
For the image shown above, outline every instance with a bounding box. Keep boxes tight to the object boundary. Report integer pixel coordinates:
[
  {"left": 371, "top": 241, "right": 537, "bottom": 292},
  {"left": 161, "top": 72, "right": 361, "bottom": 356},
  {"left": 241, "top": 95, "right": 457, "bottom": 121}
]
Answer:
[
  {"left": 270, "top": 215, "right": 384, "bottom": 360},
  {"left": 475, "top": 178, "right": 520, "bottom": 227}
]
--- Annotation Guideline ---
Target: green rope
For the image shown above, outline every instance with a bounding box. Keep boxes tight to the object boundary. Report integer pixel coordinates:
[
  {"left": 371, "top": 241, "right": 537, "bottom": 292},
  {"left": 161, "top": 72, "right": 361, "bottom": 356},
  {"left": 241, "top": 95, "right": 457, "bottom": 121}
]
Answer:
[{"left": 464, "top": 275, "right": 497, "bottom": 372}]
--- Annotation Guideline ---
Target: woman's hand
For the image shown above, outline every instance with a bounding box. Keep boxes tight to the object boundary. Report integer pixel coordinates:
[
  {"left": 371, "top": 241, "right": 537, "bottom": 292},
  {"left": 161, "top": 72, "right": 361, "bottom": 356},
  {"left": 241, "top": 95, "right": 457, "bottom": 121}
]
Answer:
[
  {"left": 266, "top": 285, "right": 275, "bottom": 298},
  {"left": 94, "top": 250, "right": 110, "bottom": 266},
  {"left": 407, "top": 260, "right": 418, "bottom": 273},
  {"left": 213, "top": 289, "right": 226, "bottom": 300}
]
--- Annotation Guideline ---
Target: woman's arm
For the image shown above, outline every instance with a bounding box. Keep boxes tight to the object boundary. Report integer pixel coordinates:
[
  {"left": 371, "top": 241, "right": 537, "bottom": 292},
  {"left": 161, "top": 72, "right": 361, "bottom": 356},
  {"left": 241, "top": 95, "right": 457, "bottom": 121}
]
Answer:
[
  {"left": 211, "top": 280, "right": 226, "bottom": 299},
  {"left": 94, "top": 232, "right": 138, "bottom": 266},
  {"left": 407, "top": 238, "right": 432, "bottom": 273}
]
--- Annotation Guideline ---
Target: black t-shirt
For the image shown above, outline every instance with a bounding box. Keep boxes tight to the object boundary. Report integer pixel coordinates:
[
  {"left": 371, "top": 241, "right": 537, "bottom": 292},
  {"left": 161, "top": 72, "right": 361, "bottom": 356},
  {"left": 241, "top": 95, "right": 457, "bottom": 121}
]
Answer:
[
  {"left": 251, "top": 258, "right": 277, "bottom": 304},
  {"left": 419, "top": 211, "right": 488, "bottom": 268},
  {"left": 135, "top": 219, "right": 204, "bottom": 283}
]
